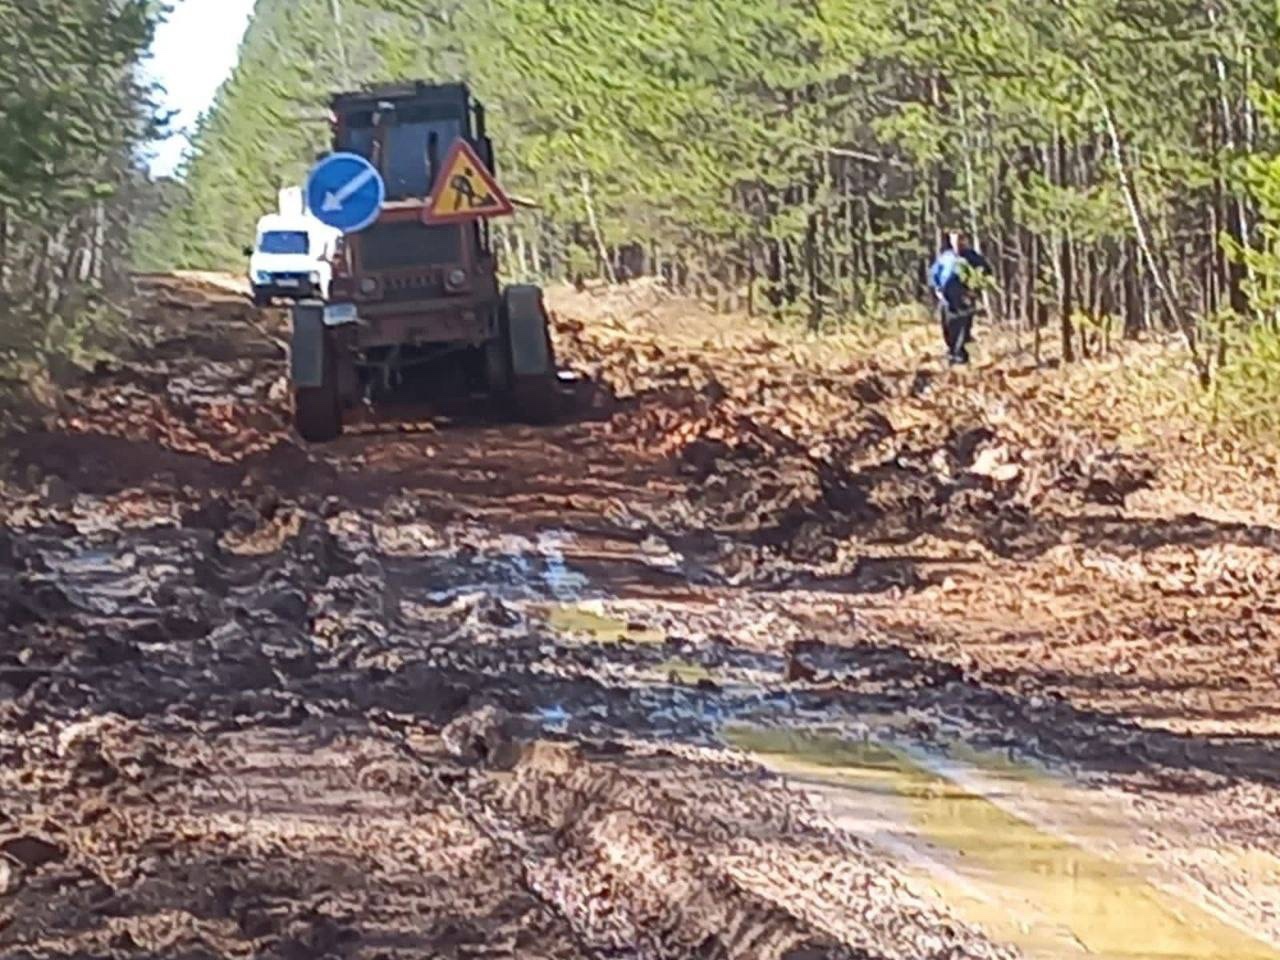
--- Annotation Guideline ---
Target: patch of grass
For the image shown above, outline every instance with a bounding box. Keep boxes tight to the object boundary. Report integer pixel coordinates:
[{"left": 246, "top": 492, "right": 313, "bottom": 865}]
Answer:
[{"left": 1208, "top": 323, "right": 1280, "bottom": 441}]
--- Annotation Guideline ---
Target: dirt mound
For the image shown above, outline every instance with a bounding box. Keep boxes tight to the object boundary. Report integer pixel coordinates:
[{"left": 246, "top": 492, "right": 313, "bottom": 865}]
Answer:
[{"left": 551, "top": 285, "right": 1164, "bottom": 574}]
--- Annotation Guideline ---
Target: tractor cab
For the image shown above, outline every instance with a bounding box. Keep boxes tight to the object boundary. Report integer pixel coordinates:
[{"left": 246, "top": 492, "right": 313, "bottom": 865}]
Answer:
[{"left": 326, "top": 82, "right": 498, "bottom": 319}]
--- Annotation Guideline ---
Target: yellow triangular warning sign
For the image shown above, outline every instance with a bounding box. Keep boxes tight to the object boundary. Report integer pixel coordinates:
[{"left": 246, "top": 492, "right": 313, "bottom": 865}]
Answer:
[{"left": 422, "top": 139, "right": 514, "bottom": 223}]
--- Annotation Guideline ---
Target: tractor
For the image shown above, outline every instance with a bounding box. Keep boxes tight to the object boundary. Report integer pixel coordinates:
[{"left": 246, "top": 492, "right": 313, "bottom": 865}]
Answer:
[{"left": 288, "top": 82, "right": 560, "bottom": 442}]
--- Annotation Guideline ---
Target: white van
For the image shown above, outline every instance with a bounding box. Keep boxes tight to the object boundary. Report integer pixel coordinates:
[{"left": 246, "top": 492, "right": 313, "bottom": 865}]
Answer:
[{"left": 245, "top": 212, "right": 341, "bottom": 307}]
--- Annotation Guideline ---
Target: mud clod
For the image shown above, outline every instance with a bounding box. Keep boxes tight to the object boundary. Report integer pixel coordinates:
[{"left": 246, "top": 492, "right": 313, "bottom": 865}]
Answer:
[
  {"left": 1, "top": 836, "right": 64, "bottom": 870},
  {"left": 442, "top": 704, "right": 531, "bottom": 771},
  {"left": 260, "top": 587, "right": 309, "bottom": 624}
]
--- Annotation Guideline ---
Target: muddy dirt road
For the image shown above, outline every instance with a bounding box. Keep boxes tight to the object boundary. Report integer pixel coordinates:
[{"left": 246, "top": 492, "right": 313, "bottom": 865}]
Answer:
[{"left": 3, "top": 273, "right": 1280, "bottom": 959}]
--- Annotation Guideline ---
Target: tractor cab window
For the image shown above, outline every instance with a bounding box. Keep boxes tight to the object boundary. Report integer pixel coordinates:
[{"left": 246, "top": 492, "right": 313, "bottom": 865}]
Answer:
[
  {"left": 335, "top": 102, "right": 467, "bottom": 199},
  {"left": 259, "top": 231, "right": 309, "bottom": 254},
  {"left": 344, "top": 127, "right": 375, "bottom": 160},
  {"left": 383, "top": 118, "right": 463, "bottom": 199}
]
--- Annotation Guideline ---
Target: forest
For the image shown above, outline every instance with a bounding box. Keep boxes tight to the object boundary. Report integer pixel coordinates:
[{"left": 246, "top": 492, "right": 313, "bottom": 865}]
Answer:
[
  {"left": 159, "top": 1, "right": 1280, "bottom": 371},
  {"left": 2, "top": 1, "right": 1280, "bottom": 401},
  {"left": 0, "top": 0, "right": 161, "bottom": 399}
]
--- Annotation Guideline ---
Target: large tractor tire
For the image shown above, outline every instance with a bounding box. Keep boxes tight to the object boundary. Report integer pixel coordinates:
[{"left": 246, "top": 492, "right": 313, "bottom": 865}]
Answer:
[
  {"left": 291, "top": 306, "right": 344, "bottom": 442},
  {"left": 499, "top": 284, "right": 559, "bottom": 425},
  {"left": 293, "top": 343, "right": 342, "bottom": 442},
  {"left": 483, "top": 332, "right": 511, "bottom": 397}
]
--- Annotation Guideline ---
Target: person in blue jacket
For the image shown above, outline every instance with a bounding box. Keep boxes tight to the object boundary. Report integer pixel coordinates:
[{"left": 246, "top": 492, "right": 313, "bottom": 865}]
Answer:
[{"left": 929, "top": 230, "right": 993, "bottom": 365}]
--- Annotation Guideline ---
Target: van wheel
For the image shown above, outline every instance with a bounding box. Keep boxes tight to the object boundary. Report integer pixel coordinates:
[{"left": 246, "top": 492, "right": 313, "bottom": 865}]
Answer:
[
  {"left": 252, "top": 290, "right": 271, "bottom": 308},
  {"left": 293, "top": 331, "right": 343, "bottom": 442}
]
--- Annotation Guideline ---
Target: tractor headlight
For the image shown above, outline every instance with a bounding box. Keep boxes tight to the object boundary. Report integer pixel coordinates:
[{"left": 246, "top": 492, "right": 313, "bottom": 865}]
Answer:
[{"left": 446, "top": 268, "right": 467, "bottom": 289}]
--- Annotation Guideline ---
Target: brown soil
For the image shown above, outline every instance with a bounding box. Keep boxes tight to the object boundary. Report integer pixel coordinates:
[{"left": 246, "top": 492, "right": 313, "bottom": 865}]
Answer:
[{"left": 2, "top": 272, "right": 1279, "bottom": 957}]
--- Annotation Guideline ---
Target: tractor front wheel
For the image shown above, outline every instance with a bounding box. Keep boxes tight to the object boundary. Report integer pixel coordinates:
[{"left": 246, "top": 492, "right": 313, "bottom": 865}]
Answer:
[
  {"left": 293, "top": 330, "right": 343, "bottom": 442},
  {"left": 500, "top": 285, "right": 559, "bottom": 425}
]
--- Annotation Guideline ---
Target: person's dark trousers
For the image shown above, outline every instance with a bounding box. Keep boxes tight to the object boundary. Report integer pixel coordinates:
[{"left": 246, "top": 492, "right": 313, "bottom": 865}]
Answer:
[
  {"left": 947, "top": 308, "right": 972, "bottom": 363},
  {"left": 940, "top": 305, "right": 974, "bottom": 364},
  {"left": 938, "top": 304, "right": 956, "bottom": 356}
]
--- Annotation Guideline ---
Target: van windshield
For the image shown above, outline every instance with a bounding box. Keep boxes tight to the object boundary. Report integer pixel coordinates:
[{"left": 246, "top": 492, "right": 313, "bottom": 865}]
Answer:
[{"left": 259, "top": 231, "right": 309, "bottom": 255}]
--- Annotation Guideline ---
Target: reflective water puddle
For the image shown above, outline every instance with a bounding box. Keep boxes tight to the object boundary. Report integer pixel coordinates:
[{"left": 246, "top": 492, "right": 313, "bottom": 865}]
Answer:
[
  {"left": 727, "top": 727, "right": 1280, "bottom": 960},
  {"left": 655, "top": 658, "right": 714, "bottom": 684},
  {"left": 546, "top": 603, "right": 664, "bottom": 644}
]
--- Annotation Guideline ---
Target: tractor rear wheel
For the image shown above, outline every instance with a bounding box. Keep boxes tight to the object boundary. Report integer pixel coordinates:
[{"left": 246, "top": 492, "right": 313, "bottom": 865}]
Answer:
[
  {"left": 500, "top": 285, "right": 559, "bottom": 425},
  {"left": 483, "top": 332, "right": 511, "bottom": 396},
  {"left": 293, "top": 330, "right": 343, "bottom": 442}
]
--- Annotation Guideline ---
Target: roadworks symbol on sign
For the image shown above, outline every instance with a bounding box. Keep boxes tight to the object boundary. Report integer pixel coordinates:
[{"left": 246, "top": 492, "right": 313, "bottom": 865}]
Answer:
[{"left": 423, "top": 139, "right": 514, "bottom": 223}]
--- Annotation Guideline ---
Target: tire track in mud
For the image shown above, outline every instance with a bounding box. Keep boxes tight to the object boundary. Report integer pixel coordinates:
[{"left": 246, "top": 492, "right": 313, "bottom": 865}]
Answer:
[
  {"left": 0, "top": 485, "right": 1014, "bottom": 958},
  {"left": 429, "top": 737, "right": 1013, "bottom": 960},
  {"left": 5, "top": 484, "right": 1278, "bottom": 958}
]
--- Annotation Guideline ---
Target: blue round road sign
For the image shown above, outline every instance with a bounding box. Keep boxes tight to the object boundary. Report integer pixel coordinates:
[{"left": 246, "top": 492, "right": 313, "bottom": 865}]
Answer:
[{"left": 305, "top": 152, "right": 385, "bottom": 233}]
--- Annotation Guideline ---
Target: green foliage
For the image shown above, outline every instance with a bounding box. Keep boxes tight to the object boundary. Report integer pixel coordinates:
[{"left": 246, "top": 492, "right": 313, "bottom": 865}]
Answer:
[
  {"left": 0, "top": 0, "right": 158, "bottom": 217},
  {"left": 0, "top": 0, "right": 163, "bottom": 395},
  {"left": 1235, "top": 72, "right": 1280, "bottom": 318},
  {"left": 1207, "top": 3, "right": 1280, "bottom": 436},
  {"left": 1208, "top": 321, "right": 1280, "bottom": 439},
  {"left": 151, "top": 0, "right": 1279, "bottom": 353}
]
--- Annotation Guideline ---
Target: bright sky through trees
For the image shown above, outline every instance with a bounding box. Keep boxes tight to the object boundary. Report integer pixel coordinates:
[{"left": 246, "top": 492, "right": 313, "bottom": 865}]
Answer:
[{"left": 141, "top": 0, "right": 255, "bottom": 177}]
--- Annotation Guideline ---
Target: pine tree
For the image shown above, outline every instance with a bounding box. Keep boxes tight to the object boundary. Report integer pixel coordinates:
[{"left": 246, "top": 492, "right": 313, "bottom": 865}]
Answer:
[{"left": 0, "top": 0, "right": 162, "bottom": 386}]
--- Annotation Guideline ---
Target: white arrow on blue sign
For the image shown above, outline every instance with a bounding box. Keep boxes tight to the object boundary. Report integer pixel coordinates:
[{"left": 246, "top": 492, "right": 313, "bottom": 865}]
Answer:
[{"left": 305, "top": 152, "right": 385, "bottom": 234}]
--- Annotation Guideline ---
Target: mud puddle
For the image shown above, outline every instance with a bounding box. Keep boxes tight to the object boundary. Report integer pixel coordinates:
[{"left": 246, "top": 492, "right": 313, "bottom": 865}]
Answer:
[
  {"left": 546, "top": 601, "right": 665, "bottom": 644},
  {"left": 655, "top": 657, "right": 716, "bottom": 684},
  {"left": 728, "top": 726, "right": 1280, "bottom": 960},
  {"left": 384, "top": 528, "right": 687, "bottom": 609}
]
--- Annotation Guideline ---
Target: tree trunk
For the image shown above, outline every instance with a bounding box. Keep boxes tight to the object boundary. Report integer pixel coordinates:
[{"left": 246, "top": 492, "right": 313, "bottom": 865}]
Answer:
[
  {"left": 1123, "top": 242, "right": 1143, "bottom": 338},
  {"left": 1081, "top": 63, "right": 1209, "bottom": 386},
  {"left": 579, "top": 173, "right": 615, "bottom": 283},
  {"left": 1057, "top": 129, "right": 1075, "bottom": 363}
]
